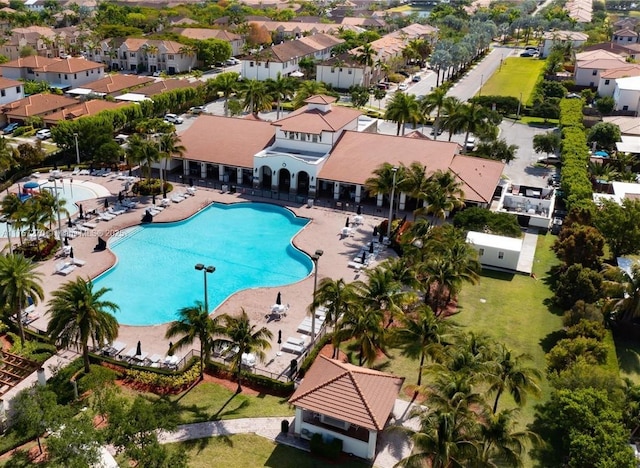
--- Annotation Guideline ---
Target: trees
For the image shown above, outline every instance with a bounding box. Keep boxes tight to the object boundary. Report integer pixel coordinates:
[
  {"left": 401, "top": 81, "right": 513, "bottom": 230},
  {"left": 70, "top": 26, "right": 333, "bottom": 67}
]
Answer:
[
  {"left": 384, "top": 92, "right": 421, "bottom": 136},
  {"left": 588, "top": 122, "right": 622, "bottom": 151},
  {"left": 194, "top": 38, "right": 232, "bottom": 69},
  {"left": 293, "top": 80, "right": 329, "bottom": 108},
  {"left": 126, "top": 134, "right": 160, "bottom": 180},
  {"left": 334, "top": 305, "right": 386, "bottom": 366},
  {"left": 593, "top": 198, "right": 640, "bottom": 258},
  {"left": 0, "top": 253, "right": 44, "bottom": 346},
  {"left": 165, "top": 301, "right": 225, "bottom": 380},
  {"left": 219, "top": 309, "right": 272, "bottom": 392},
  {"left": 446, "top": 102, "right": 500, "bottom": 152},
  {"left": 418, "top": 170, "right": 465, "bottom": 223},
  {"left": 239, "top": 79, "right": 272, "bottom": 116},
  {"left": 265, "top": 72, "right": 296, "bottom": 119},
  {"left": 420, "top": 84, "right": 451, "bottom": 139},
  {"left": 355, "top": 43, "right": 375, "bottom": 87},
  {"left": 552, "top": 224, "right": 605, "bottom": 269},
  {"left": 533, "top": 132, "right": 561, "bottom": 157},
  {"left": 488, "top": 345, "right": 541, "bottom": 414},
  {"left": 554, "top": 264, "right": 603, "bottom": 310},
  {"left": 158, "top": 131, "right": 185, "bottom": 183},
  {"left": 212, "top": 71, "right": 241, "bottom": 117},
  {"left": 365, "top": 162, "right": 407, "bottom": 206},
  {"left": 474, "top": 138, "right": 519, "bottom": 163},
  {"left": 47, "top": 277, "right": 119, "bottom": 374}
]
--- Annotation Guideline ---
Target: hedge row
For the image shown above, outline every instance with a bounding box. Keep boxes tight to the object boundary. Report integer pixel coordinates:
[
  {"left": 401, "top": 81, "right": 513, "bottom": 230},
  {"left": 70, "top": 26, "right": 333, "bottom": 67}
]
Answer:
[
  {"left": 205, "top": 359, "right": 294, "bottom": 395},
  {"left": 559, "top": 99, "right": 592, "bottom": 210}
]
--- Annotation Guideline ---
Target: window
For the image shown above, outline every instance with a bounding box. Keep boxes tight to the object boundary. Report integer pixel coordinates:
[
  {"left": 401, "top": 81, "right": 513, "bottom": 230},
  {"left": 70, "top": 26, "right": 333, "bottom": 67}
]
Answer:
[
  {"left": 64, "top": 74, "right": 68, "bottom": 80},
  {"left": 605, "top": 79, "right": 610, "bottom": 85},
  {"left": 130, "top": 52, "right": 136, "bottom": 58},
  {"left": 478, "top": 248, "right": 484, "bottom": 256},
  {"left": 250, "top": 61, "right": 254, "bottom": 67},
  {"left": 348, "top": 70, "right": 352, "bottom": 74},
  {"left": 86, "top": 71, "right": 89, "bottom": 76},
  {"left": 630, "top": 37, "right": 634, "bottom": 42},
  {"left": 498, "top": 252, "right": 504, "bottom": 259},
  {"left": 289, "top": 131, "right": 295, "bottom": 139},
  {"left": 331, "top": 68, "right": 335, "bottom": 73},
  {"left": 74, "top": 74, "right": 77, "bottom": 79},
  {"left": 312, "top": 134, "right": 318, "bottom": 142},
  {"left": 624, "top": 105, "right": 629, "bottom": 110},
  {"left": 16, "top": 86, "right": 20, "bottom": 93},
  {"left": 1, "top": 90, "right": 5, "bottom": 97},
  {"left": 592, "top": 70, "right": 597, "bottom": 75},
  {"left": 264, "top": 62, "right": 269, "bottom": 68},
  {"left": 168, "top": 55, "right": 174, "bottom": 60}
]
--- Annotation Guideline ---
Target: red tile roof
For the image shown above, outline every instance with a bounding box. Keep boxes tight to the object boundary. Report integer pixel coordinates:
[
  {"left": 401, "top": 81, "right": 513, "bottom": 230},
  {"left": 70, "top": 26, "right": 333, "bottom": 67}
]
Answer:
[
  {"left": 272, "top": 105, "right": 361, "bottom": 133},
  {"left": 179, "top": 114, "right": 274, "bottom": 168},
  {"left": 0, "top": 76, "right": 22, "bottom": 89},
  {"left": 133, "top": 79, "right": 200, "bottom": 97},
  {"left": 289, "top": 356, "right": 403, "bottom": 431},
  {"left": 43, "top": 100, "right": 130, "bottom": 123},
  {"left": 1, "top": 93, "right": 77, "bottom": 118},
  {"left": 82, "top": 74, "right": 154, "bottom": 94}
]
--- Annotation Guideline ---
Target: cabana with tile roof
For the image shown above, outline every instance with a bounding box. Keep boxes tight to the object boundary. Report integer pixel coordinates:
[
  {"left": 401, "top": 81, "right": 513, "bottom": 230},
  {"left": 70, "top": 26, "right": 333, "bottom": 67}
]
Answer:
[{"left": 289, "top": 355, "right": 404, "bottom": 460}]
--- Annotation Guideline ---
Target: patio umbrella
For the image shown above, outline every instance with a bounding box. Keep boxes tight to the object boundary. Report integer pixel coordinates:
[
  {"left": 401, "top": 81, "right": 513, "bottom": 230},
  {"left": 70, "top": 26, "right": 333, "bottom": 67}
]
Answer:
[
  {"left": 64, "top": 236, "right": 69, "bottom": 246},
  {"left": 189, "top": 178, "right": 194, "bottom": 187},
  {"left": 24, "top": 181, "right": 39, "bottom": 189},
  {"left": 152, "top": 193, "right": 156, "bottom": 205},
  {"left": 276, "top": 292, "right": 282, "bottom": 305},
  {"left": 290, "top": 70, "right": 304, "bottom": 78},
  {"left": 163, "top": 187, "right": 167, "bottom": 199},
  {"left": 369, "top": 242, "right": 374, "bottom": 254},
  {"left": 136, "top": 340, "right": 141, "bottom": 356},
  {"left": 69, "top": 247, "right": 74, "bottom": 259},
  {"left": 278, "top": 330, "right": 282, "bottom": 350},
  {"left": 104, "top": 198, "right": 108, "bottom": 209},
  {"left": 345, "top": 217, "right": 350, "bottom": 228},
  {"left": 357, "top": 205, "right": 362, "bottom": 215},
  {"left": 118, "top": 192, "right": 124, "bottom": 203},
  {"left": 79, "top": 204, "right": 84, "bottom": 219},
  {"left": 168, "top": 342, "right": 174, "bottom": 356},
  {"left": 67, "top": 219, "right": 73, "bottom": 227},
  {"left": 361, "top": 251, "right": 366, "bottom": 263}
]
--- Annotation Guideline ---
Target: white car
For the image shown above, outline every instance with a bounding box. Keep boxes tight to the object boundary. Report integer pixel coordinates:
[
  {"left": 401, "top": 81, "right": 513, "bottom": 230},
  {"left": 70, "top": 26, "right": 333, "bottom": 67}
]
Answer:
[
  {"left": 398, "top": 83, "right": 408, "bottom": 91},
  {"left": 35, "top": 128, "right": 52, "bottom": 140},
  {"left": 164, "top": 113, "right": 183, "bottom": 124},
  {"left": 465, "top": 136, "right": 476, "bottom": 151}
]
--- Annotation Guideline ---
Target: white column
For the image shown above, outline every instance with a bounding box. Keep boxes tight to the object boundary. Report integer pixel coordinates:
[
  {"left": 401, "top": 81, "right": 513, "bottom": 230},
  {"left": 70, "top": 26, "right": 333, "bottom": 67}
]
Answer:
[
  {"left": 333, "top": 182, "right": 340, "bottom": 200},
  {"left": 355, "top": 185, "right": 362, "bottom": 203},
  {"left": 200, "top": 163, "right": 206, "bottom": 179},
  {"left": 399, "top": 192, "right": 406, "bottom": 211},
  {"left": 272, "top": 168, "right": 279, "bottom": 191},
  {"left": 290, "top": 172, "right": 298, "bottom": 192},
  {"left": 218, "top": 164, "right": 225, "bottom": 181},
  {"left": 367, "top": 430, "right": 378, "bottom": 460},
  {"left": 236, "top": 168, "right": 243, "bottom": 185},
  {"left": 294, "top": 407, "right": 302, "bottom": 434},
  {"left": 182, "top": 159, "right": 188, "bottom": 175},
  {"left": 376, "top": 193, "right": 383, "bottom": 207}
]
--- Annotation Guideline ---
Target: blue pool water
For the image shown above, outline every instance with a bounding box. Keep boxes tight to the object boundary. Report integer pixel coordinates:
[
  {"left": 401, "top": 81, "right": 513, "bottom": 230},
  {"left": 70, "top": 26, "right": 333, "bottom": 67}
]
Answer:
[{"left": 94, "top": 203, "right": 312, "bottom": 326}]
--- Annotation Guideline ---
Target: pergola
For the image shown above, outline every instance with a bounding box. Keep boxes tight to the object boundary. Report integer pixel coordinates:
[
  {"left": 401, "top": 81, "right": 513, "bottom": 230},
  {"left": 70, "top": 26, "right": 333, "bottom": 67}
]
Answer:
[{"left": 0, "top": 350, "right": 40, "bottom": 397}]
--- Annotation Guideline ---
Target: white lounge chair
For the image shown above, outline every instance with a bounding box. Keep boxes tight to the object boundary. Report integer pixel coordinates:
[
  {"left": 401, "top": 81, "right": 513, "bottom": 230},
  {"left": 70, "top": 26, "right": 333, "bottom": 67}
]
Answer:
[
  {"left": 160, "top": 198, "right": 170, "bottom": 207},
  {"left": 54, "top": 262, "right": 76, "bottom": 276},
  {"left": 71, "top": 167, "right": 80, "bottom": 175},
  {"left": 83, "top": 222, "right": 98, "bottom": 229},
  {"left": 282, "top": 342, "right": 304, "bottom": 354},
  {"left": 78, "top": 169, "right": 90, "bottom": 175},
  {"left": 98, "top": 212, "right": 115, "bottom": 221},
  {"left": 123, "top": 347, "right": 137, "bottom": 360},
  {"left": 71, "top": 258, "right": 86, "bottom": 266},
  {"left": 171, "top": 195, "right": 185, "bottom": 203},
  {"left": 186, "top": 187, "right": 196, "bottom": 196}
]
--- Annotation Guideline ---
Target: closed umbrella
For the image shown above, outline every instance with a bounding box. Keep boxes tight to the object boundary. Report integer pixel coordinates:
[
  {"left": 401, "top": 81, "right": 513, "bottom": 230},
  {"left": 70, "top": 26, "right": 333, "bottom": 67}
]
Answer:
[
  {"left": 64, "top": 236, "right": 69, "bottom": 246},
  {"left": 278, "top": 330, "right": 282, "bottom": 350},
  {"left": 373, "top": 226, "right": 378, "bottom": 237},
  {"left": 276, "top": 292, "right": 282, "bottom": 305},
  {"left": 69, "top": 247, "right": 74, "bottom": 259},
  {"left": 369, "top": 242, "right": 374, "bottom": 254},
  {"left": 104, "top": 198, "right": 108, "bottom": 209},
  {"left": 357, "top": 205, "right": 362, "bottom": 215},
  {"left": 361, "top": 251, "right": 366, "bottom": 263},
  {"left": 67, "top": 219, "right": 73, "bottom": 227},
  {"left": 136, "top": 340, "right": 141, "bottom": 356},
  {"left": 152, "top": 193, "right": 156, "bottom": 205},
  {"left": 163, "top": 187, "right": 167, "bottom": 199},
  {"left": 79, "top": 204, "right": 84, "bottom": 219},
  {"left": 379, "top": 231, "right": 384, "bottom": 243},
  {"left": 168, "top": 342, "right": 174, "bottom": 356},
  {"left": 345, "top": 217, "right": 350, "bottom": 228},
  {"left": 118, "top": 192, "right": 124, "bottom": 203}
]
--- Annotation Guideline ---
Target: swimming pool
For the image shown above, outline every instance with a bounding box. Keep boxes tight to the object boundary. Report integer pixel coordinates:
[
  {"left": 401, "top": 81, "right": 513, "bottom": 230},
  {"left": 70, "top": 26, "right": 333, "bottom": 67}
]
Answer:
[
  {"left": 1, "top": 180, "right": 104, "bottom": 238},
  {"left": 94, "top": 203, "right": 312, "bottom": 326}
]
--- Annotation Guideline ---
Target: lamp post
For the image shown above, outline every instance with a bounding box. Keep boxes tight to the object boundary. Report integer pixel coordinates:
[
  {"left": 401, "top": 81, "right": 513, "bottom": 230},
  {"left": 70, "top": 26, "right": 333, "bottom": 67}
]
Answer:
[
  {"left": 386, "top": 166, "right": 399, "bottom": 240},
  {"left": 195, "top": 263, "right": 215, "bottom": 313},
  {"left": 73, "top": 132, "right": 80, "bottom": 166},
  {"left": 48, "top": 177, "right": 62, "bottom": 241},
  {"left": 516, "top": 92, "right": 523, "bottom": 119},
  {"left": 1, "top": 217, "right": 12, "bottom": 255},
  {"left": 311, "top": 249, "right": 323, "bottom": 343}
]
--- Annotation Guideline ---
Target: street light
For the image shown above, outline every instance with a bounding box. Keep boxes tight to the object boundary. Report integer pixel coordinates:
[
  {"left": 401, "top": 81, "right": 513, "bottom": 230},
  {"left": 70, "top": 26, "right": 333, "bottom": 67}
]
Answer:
[
  {"left": 311, "top": 249, "right": 323, "bottom": 343},
  {"left": 73, "top": 133, "right": 80, "bottom": 166},
  {"left": 386, "top": 166, "right": 399, "bottom": 240},
  {"left": 195, "top": 263, "right": 215, "bottom": 313},
  {"left": 48, "top": 177, "right": 62, "bottom": 241},
  {"left": 516, "top": 92, "right": 523, "bottom": 119}
]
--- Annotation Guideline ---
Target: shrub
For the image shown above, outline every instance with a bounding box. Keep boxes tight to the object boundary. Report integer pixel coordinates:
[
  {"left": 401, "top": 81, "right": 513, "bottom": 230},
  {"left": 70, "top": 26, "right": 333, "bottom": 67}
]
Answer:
[
  {"left": 8, "top": 332, "right": 56, "bottom": 363},
  {"left": 546, "top": 337, "right": 608, "bottom": 374},
  {"left": 13, "top": 126, "right": 34, "bottom": 137},
  {"left": 470, "top": 95, "right": 520, "bottom": 115},
  {"left": 77, "top": 365, "right": 118, "bottom": 395},
  {"left": 122, "top": 363, "right": 202, "bottom": 394},
  {"left": 554, "top": 264, "right": 603, "bottom": 310},
  {"left": 565, "top": 319, "right": 607, "bottom": 341},
  {"left": 453, "top": 207, "right": 522, "bottom": 237},
  {"left": 300, "top": 332, "right": 334, "bottom": 375},
  {"left": 310, "top": 433, "right": 323, "bottom": 455},
  {"left": 563, "top": 301, "right": 604, "bottom": 327}
]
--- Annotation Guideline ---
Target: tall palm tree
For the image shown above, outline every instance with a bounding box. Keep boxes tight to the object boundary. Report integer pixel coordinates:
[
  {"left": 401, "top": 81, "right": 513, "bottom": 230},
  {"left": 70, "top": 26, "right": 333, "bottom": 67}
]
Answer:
[
  {"left": 446, "top": 102, "right": 500, "bottom": 153},
  {"left": 219, "top": 309, "right": 272, "bottom": 392},
  {"left": 385, "top": 92, "right": 421, "bottom": 136},
  {"left": 213, "top": 71, "right": 240, "bottom": 117},
  {"left": 355, "top": 43, "right": 376, "bottom": 87},
  {"left": 420, "top": 84, "right": 451, "bottom": 140},
  {"left": 441, "top": 96, "right": 464, "bottom": 141},
  {"left": 365, "top": 163, "right": 407, "bottom": 210},
  {"left": 126, "top": 134, "right": 160, "bottom": 180},
  {"left": 47, "top": 278, "right": 119, "bottom": 374},
  {"left": 353, "top": 266, "right": 412, "bottom": 328},
  {"left": 239, "top": 79, "right": 272, "bottom": 116},
  {"left": 292, "top": 80, "right": 329, "bottom": 108},
  {"left": 488, "top": 344, "right": 541, "bottom": 414},
  {"left": 0, "top": 136, "right": 17, "bottom": 174},
  {"left": 400, "top": 161, "right": 431, "bottom": 217},
  {"left": 393, "top": 304, "right": 456, "bottom": 386},
  {"left": 265, "top": 72, "right": 296, "bottom": 119},
  {"left": 418, "top": 170, "right": 465, "bottom": 224},
  {"left": 165, "top": 301, "right": 225, "bottom": 380},
  {"left": 0, "top": 253, "right": 44, "bottom": 346},
  {"left": 35, "top": 190, "right": 68, "bottom": 233},
  {"left": 309, "top": 277, "right": 359, "bottom": 357},
  {"left": 158, "top": 132, "right": 185, "bottom": 185},
  {"left": 478, "top": 408, "right": 539, "bottom": 467},
  {"left": 334, "top": 305, "right": 385, "bottom": 366}
]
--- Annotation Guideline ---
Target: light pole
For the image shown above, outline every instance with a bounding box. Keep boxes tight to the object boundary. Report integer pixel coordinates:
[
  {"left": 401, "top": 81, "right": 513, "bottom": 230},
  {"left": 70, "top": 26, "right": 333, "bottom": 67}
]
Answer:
[
  {"left": 48, "top": 177, "right": 62, "bottom": 241},
  {"left": 516, "top": 92, "right": 523, "bottom": 119},
  {"left": 195, "top": 263, "right": 215, "bottom": 313},
  {"left": 311, "top": 249, "right": 323, "bottom": 343},
  {"left": 73, "top": 133, "right": 80, "bottom": 166},
  {"left": 479, "top": 74, "right": 484, "bottom": 96},
  {"left": 1, "top": 217, "right": 12, "bottom": 255},
  {"left": 386, "top": 166, "right": 399, "bottom": 240}
]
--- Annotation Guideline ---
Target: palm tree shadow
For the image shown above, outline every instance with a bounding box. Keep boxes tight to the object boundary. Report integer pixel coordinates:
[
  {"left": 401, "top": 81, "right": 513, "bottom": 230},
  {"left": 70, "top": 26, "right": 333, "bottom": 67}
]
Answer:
[
  {"left": 615, "top": 336, "right": 640, "bottom": 376},
  {"left": 213, "top": 392, "right": 250, "bottom": 419},
  {"left": 148, "top": 394, "right": 211, "bottom": 423},
  {"left": 182, "top": 434, "right": 233, "bottom": 453},
  {"left": 173, "top": 378, "right": 201, "bottom": 403}
]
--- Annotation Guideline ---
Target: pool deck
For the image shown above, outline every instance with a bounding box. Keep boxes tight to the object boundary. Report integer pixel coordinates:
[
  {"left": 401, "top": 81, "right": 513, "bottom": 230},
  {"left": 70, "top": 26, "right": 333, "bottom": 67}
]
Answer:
[{"left": 1, "top": 172, "right": 393, "bottom": 377}]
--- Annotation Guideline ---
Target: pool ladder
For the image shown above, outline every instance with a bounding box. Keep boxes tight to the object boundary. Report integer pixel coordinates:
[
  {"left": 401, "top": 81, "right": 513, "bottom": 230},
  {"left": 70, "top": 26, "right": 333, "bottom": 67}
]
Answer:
[{"left": 109, "top": 226, "right": 143, "bottom": 248}]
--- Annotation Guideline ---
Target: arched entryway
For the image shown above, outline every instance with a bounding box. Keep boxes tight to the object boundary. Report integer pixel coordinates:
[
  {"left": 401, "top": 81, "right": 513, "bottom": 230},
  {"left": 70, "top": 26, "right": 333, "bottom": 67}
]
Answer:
[
  {"left": 260, "top": 166, "right": 272, "bottom": 189},
  {"left": 278, "top": 168, "right": 291, "bottom": 192},
  {"left": 297, "top": 171, "right": 310, "bottom": 196}
]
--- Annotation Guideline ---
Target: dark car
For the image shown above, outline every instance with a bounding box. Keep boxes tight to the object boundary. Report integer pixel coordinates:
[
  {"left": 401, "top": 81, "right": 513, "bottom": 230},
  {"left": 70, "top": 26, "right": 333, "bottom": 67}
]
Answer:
[
  {"left": 412, "top": 75, "right": 421, "bottom": 82},
  {"left": 430, "top": 127, "right": 444, "bottom": 136},
  {"left": 3, "top": 122, "right": 19, "bottom": 134},
  {"left": 520, "top": 51, "right": 537, "bottom": 57},
  {"left": 550, "top": 217, "right": 563, "bottom": 235}
]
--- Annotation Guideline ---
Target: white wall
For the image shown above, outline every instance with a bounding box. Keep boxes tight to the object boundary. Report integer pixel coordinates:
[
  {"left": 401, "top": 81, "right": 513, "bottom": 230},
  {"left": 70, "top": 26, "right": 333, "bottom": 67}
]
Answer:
[
  {"left": 297, "top": 420, "right": 375, "bottom": 460},
  {"left": 575, "top": 67, "right": 601, "bottom": 87},
  {"left": 471, "top": 243, "right": 520, "bottom": 271},
  {"left": 597, "top": 77, "right": 618, "bottom": 97},
  {"left": 541, "top": 38, "right": 586, "bottom": 58},
  {"left": 0, "top": 83, "right": 24, "bottom": 105},
  {"left": 241, "top": 60, "right": 289, "bottom": 81},
  {"left": 613, "top": 86, "right": 640, "bottom": 112},
  {"left": 316, "top": 65, "right": 364, "bottom": 89},
  {"left": 38, "top": 67, "right": 104, "bottom": 87}
]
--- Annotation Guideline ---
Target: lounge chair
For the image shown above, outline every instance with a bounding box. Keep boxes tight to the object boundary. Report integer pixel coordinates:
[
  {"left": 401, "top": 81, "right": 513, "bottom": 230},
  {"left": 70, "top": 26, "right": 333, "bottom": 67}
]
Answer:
[
  {"left": 123, "top": 347, "right": 137, "bottom": 360},
  {"left": 286, "top": 336, "right": 307, "bottom": 347},
  {"left": 54, "top": 262, "right": 76, "bottom": 276},
  {"left": 98, "top": 212, "right": 115, "bottom": 221},
  {"left": 108, "top": 341, "right": 126, "bottom": 357},
  {"left": 160, "top": 198, "right": 170, "bottom": 207},
  {"left": 71, "top": 258, "right": 86, "bottom": 267},
  {"left": 71, "top": 167, "right": 80, "bottom": 175},
  {"left": 78, "top": 169, "right": 90, "bottom": 175},
  {"left": 281, "top": 342, "right": 304, "bottom": 354},
  {"left": 171, "top": 195, "right": 185, "bottom": 203},
  {"left": 186, "top": 187, "right": 196, "bottom": 196},
  {"left": 83, "top": 222, "right": 98, "bottom": 229}
]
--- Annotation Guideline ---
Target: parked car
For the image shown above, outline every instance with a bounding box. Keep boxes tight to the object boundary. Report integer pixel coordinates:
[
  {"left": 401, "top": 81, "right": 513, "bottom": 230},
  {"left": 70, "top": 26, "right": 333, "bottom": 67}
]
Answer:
[
  {"left": 465, "top": 136, "right": 476, "bottom": 151},
  {"left": 377, "top": 82, "right": 390, "bottom": 90},
  {"left": 164, "top": 113, "right": 183, "bottom": 124},
  {"left": 525, "top": 46, "right": 539, "bottom": 52},
  {"left": 430, "top": 126, "right": 444, "bottom": 136},
  {"left": 520, "top": 50, "right": 538, "bottom": 57},
  {"left": 538, "top": 155, "right": 561, "bottom": 165},
  {"left": 189, "top": 106, "right": 206, "bottom": 114},
  {"left": 3, "top": 122, "right": 19, "bottom": 134},
  {"left": 152, "top": 71, "right": 161, "bottom": 77},
  {"left": 412, "top": 75, "right": 421, "bottom": 82},
  {"left": 225, "top": 57, "right": 240, "bottom": 66},
  {"left": 550, "top": 217, "right": 563, "bottom": 235},
  {"left": 35, "top": 128, "right": 52, "bottom": 140},
  {"left": 398, "top": 83, "right": 408, "bottom": 91}
]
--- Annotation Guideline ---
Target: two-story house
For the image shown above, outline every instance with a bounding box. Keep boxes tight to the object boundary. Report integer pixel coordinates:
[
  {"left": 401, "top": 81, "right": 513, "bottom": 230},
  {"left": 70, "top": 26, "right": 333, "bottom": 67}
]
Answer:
[
  {"left": 0, "top": 56, "right": 105, "bottom": 90},
  {"left": 574, "top": 49, "right": 629, "bottom": 87},
  {"left": 0, "top": 77, "right": 25, "bottom": 106},
  {"left": 173, "top": 28, "right": 245, "bottom": 57}
]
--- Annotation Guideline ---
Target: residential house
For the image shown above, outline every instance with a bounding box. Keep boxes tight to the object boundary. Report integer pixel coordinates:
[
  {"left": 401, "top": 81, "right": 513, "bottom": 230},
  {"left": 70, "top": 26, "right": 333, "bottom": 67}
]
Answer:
[
  {"left": 0, "top": 56, "right": 105, "bottom": 89},
  {"left": 574, "top": 49, "right": 629, "bottom": 87},
  {"left": 42, "top": 100, "right": 130, "bottom": 125},
  {"left": 87, "top": 38, "right": 196, "bottom": 74},
  {"left": 340, "top": 16, "right": 387, "bottom": 31},
  {"left": 0, "top": 77, "right": 24, "bottom": 106},
  {"left": 598, "top": 65, "right": 640, "bottom": 97},
  {"left": 613, "top": 28, "right": 639, "bottom": 45},
  {"left": 177, "top": 95, "right": 505, "bottom": 209},
  {"left": 247, "top": 20, "right": 361, "bottom": 42},
  {"left": 316, "top": 53, "right": 364, "bottom": 89},
  {"left": 114, "top": 78, "right": 200, "bottom": 103},
  {"left": 288, "top": 355, "right": 404, "bottom": 461},
  {"left": 3, "top": 26, "right": 58, "bottom": 60},
  {"left": 240, "top": 33, "right": 344, "bottom": 81},
  {"left": 540, "top": 30, "right": 588, "bottom": 58},
  {"left": 174, "top": 28, "right": 244, "bottom": 57},
  {"left": 466, "top": 231, "right": 524, "bottom": 272},
  {"left": 68, "top": 74, "right": 154, "bottom": 97},
  {"left": 604, "top": 115, "right": 640, "bottom": 135},
  {"left": 614, "top": 17, "right": 640, "bottom": 31},
  {"left": 494, "top": 182, "right": 556, "bottom": 230},
  {"left": 612, "top": 75, "right": 640, "bottom": 114},
  {"left": 0, "top": 94, "right": 78, "bottom": 125}
]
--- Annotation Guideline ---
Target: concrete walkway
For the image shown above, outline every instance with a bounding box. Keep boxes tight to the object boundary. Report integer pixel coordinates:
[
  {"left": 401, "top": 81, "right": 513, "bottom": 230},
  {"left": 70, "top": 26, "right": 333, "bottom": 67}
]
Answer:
[{"left": 516, "top": 232, "right": 539, "bottom": 275}]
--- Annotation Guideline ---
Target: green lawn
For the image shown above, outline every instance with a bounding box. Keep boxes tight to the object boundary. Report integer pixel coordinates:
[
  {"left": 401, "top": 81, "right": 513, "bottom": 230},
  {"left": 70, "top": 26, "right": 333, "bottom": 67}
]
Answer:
[
  {"left": 478, "top": 57, "right": 546, "bottom": 105},
  {"left": 119, "top": 382, "right": 294, "bottom": 424},
  {"left": 162, "top": 434, "right": 370, "bottom": 468}
]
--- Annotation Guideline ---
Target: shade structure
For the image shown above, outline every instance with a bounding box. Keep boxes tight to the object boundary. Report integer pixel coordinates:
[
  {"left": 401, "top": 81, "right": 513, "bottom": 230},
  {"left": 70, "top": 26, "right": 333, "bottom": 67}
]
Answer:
[
  {"left": 136, "top": 340, "right": 142, "bottom": 356},
  {"left": 290, "top": 70, "right": 304, "bottom": 78},
  {"left": 276, "top": 291, "right": 282, "bottom": 305},
  {"left": 24, "top": 181, "right": 39, "bottom": 189}
]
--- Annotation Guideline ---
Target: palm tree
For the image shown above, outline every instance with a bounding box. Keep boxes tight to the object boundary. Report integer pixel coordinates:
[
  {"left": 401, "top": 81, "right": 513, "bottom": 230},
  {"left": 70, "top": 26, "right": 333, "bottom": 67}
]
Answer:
[
  {"left": 478, "top": 408, "right": 539, "bottom": 467},
  {"left": 0, "top": 253, "right": 44, "bottom": 346},
  {"left": 219, "top": 309, "right": 272, "bottom": 392},
  {"left": 265, "top": 72, "right": 296, "bottom": 119},
  {"left": 385, "top": 92, "right": 421, "bottom": 136},
  {"left": 334, "top": 305, "right": 385, "bottom": 366},
  {"left": 420, "top": 84, "right": 451, "bottom": 140},
  {"left": 126, "top": 134, "right": 160, "bottom": 180},
  {"left": 0, "top": 136, "right": 17, "bottom": 174},
  {"left": 292, "top": 80, "right": 329, "bottom": 108},
  {"left": 47, "top": 278, "right": 119, "bottom": 374},
  {"left": 165, "top": 301, "right": 225, "bottom": 380},
  {"left": 446, "top": 102, "right": 500, "bottom": 153},
  {"left": 392, "top": 304, "right": 456, "bottom": 386},
  {"left": 213, "top": 71, "right": 240, "bottom": 117},
  {"left": 400, "top": 161, "right": 432, "bottom": 217},
  {"left": 602, "top": 263, "right": 640, "bottom": 323},
  {"left": 365, "top": 163, "right": 407, "bottom": 211},
  {"left": 353, "top": 266, "right": 412, "bottom": 328},
  {"left": 239, "top": 79, "right": 272, "bottom": 116},
  {"left": 35, "top": 190, "right": 68, "bottom": 233},
  {"left": 488, "top": 344, "right": 541, "bottom": 414},
  {"left": 418, "top": 170, "right": 465, "bottom": 224},
  {"left": 441, "top": 96, "right": 464, "bottom": 141},
  {"left": 158, "top": 132, "right": 185, "bottom": 185},
  {"left": 355, "top": 43, "right": 376, "bottom": 87}
]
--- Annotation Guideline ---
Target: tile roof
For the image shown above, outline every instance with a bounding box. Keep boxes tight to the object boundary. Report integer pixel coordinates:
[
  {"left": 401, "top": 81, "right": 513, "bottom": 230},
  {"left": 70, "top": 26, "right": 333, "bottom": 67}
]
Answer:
[
  {"left": 575, "top": 49, "right": 624, "bottom": 61},
  {"left": 1, "top": 56, "right": 103, "bottom": 73},
  {"left": 174, "top": 28, "right": 241, "bottom": 42},
  {"left": 81, "top": 74, "right": 155, "bottom": 94},
  {"left": 542, "top": 30, "right": 588, "bottom": 41},
  {"left": 614, "top": 28, "right": 638, "bottom": 37},
  {"left": 581, "top": 42, "right": 632, "bottom": 57},
  {"left": 1, "top": 56, "right": 59, "bottom": 69},
  {"left": 576, "top": 57, "right": 629, "bottom": 70},
  {"left": 305, "top": 95, "right": 336, "bottom": 105},
  {"left": 122, "top": 38, "right": 185, "bottom": 54},
  {"left": 600, "top": 65, "right": 640, "bottom": 79},
  {"left": 272, "top": 104, "right": 361, "bottom": 133},
  {"left": 255, "top": 33, "right": 344, "bottom": 63},
  {"left": 0, "top": 77, "right": 22, "bottom": 89},
  {"left": 133, "top": 79, "right": 200, "bottom": 97},
  {"left": 604, "top": 116, "right": 640, "bottom": 135},
  {"left": 43, "top": 100, "right": 130, "bottom": 123},
  {"left": 289, "top": 355, "right": 404, "bottom": 431},
  {"left": 1, "top": 93, "right": 77, "bottom": 118},
  {"left": 179, "top": 114, "right": 275, "bottom": 168},
  {"left": 449, "top": 155, "right": 505, "bottom": 204}
]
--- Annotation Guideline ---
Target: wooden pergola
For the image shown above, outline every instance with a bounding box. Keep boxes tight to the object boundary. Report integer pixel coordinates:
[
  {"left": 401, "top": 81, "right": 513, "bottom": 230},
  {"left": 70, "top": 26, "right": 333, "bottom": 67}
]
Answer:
[{"left": 0, "top": 350, "right": 40, "bottom": 397}]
